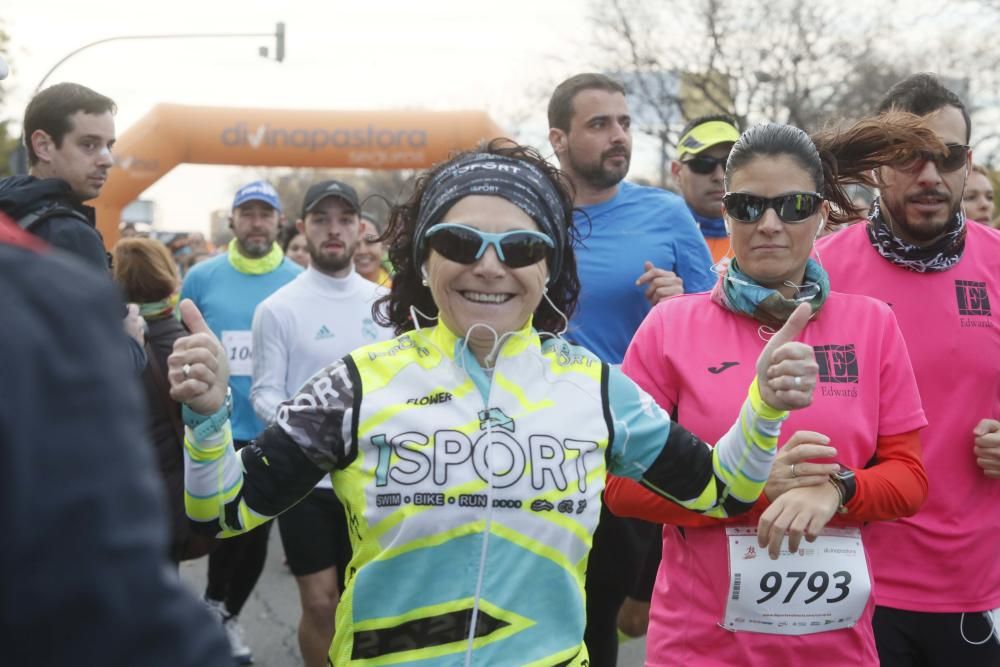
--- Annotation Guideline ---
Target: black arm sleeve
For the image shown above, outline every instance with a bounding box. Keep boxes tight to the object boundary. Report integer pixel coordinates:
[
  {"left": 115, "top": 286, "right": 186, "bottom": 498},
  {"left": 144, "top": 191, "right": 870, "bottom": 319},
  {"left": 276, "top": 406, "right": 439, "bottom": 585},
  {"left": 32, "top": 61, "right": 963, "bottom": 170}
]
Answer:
[{"left": 236, "top": 425, "right": 330, "bottom": 519}]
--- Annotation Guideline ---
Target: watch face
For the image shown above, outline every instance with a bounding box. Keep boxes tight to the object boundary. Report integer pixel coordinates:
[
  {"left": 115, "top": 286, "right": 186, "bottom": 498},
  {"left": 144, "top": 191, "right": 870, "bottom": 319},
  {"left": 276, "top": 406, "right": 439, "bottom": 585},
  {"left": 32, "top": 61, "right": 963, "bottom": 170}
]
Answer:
[{"left": 835, "top": 465, "right": 857, "bottom": 506}]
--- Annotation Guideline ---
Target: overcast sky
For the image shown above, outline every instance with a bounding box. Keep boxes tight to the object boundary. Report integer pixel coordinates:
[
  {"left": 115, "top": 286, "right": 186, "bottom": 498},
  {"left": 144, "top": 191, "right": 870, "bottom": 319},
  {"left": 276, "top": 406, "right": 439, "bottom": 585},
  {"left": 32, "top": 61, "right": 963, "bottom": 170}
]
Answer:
[{"left": 3, "top": 0, "right": 664, "bottom": 233}]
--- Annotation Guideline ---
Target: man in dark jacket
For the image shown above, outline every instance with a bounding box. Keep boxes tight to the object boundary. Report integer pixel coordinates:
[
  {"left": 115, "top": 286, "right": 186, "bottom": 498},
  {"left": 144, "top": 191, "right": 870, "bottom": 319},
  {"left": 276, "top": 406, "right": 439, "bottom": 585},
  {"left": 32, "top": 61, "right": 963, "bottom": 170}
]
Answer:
[
  {"left": 0, "top": 81, "right": 148, "bottom": 370},
  {"left": 0, "top": 82, "right": 115, "bottom": 271},
  {"left": 0, "top": 212, "right": 231, "bottom": 666}
]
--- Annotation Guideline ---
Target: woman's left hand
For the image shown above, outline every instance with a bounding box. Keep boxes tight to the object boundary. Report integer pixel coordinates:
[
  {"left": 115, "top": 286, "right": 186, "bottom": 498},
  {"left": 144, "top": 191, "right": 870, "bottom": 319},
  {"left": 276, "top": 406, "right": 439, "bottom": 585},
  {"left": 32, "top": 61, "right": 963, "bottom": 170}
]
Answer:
[
  {"left": 764, "top": 431, "right": 839, "bottom": 501},
  {"left": 755, "top": 303, "right": 818, "bottom": 411},
  {"left": 757, "top": 483, "right": 840, "bottom": 559}
]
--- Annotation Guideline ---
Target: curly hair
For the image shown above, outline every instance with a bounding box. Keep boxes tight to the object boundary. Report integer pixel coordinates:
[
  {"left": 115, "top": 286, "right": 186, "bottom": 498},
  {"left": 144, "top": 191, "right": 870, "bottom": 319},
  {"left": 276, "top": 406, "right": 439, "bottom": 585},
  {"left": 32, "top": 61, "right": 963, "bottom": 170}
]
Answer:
[{"left": 374, "top": 138, "right": 581, "bottom": 337}]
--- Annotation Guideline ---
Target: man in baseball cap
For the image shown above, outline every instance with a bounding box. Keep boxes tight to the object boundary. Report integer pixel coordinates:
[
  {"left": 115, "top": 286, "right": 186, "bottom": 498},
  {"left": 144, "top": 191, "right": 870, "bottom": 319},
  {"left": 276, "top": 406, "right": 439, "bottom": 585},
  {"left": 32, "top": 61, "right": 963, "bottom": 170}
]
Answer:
[
  {"left": 232, "top": 179, "right": 283, "bottom": 214},
  {"left": 671, "top": 114, "right": 741, "bottom": 263},
  {"left": 300, "top": 179, "right": 360, "bottom": 218}
]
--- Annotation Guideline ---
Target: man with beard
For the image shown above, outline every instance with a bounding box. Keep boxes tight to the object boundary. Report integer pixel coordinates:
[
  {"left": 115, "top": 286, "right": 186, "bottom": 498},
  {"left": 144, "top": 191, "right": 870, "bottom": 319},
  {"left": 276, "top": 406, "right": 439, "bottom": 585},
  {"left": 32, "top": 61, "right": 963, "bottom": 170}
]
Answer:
[
  {"left": 547, "top": 73, "right": 716, "bottom": 665},
  {"left": 181, "top": 180, "right": 302, "bottom": 664},
  {"left": 250, "top": 180, "right": 393, "bottom": 667},
  {"left": 547, "top": 73, "right": 716, "bottom": 363},
  {"left": 817, "top": 73, "right": 1000, "bottom": 666}
]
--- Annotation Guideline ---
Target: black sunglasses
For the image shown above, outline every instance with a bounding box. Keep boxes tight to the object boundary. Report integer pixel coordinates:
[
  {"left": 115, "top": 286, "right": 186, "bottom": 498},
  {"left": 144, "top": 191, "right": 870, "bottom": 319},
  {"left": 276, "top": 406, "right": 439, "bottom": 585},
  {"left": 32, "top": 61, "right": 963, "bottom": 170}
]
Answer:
[
  {"left": 896, "top": 143, "right": 969, "bottom": 173},
  {"left": 723, "top": 192, "right": 824, "bottom": 224},
  {"left": 424, "top": 223, "right": 554, "bottom": 268},
  {"left": 682, "top": 153, "right": 730, "bottom": 175}
]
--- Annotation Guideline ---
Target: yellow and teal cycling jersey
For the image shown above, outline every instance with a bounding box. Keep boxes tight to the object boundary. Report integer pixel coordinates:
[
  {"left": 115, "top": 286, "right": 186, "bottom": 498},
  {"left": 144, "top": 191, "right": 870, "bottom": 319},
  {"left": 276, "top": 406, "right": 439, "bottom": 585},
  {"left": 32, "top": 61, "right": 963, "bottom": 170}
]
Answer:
[{"left": 184, "top": 321, "right": 787, "bottom": 666}]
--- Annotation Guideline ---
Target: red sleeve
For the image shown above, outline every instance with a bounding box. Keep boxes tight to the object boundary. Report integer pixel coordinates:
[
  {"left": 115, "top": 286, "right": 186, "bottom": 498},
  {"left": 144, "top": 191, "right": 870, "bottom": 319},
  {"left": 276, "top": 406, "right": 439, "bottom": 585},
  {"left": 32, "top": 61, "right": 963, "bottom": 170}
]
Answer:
[
  {"left": 843, "top": 430, "right": 926, "bottom": 521},
  {"left": 605, "top": 474, "right": 770, "bottom": 527}
]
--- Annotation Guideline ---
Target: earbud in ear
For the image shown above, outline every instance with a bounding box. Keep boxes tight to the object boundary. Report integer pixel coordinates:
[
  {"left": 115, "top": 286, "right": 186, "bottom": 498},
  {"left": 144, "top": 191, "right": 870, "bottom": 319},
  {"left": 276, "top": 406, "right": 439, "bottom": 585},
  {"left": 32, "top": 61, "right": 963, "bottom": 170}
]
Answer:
[
  {"left": 724, "top": 218, "right": 731, "bottom": 235},
  {"left": 420, "top": 264, "right": 429, "bottom": 287}
]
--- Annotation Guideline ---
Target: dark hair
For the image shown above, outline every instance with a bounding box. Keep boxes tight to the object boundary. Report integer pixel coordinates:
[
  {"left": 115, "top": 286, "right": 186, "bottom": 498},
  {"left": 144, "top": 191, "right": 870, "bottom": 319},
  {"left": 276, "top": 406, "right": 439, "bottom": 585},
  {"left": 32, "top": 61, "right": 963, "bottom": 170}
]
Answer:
[
  {"left": 726, "top": 113, "right": 948, "bottom": 227},
  {"left": 112, "top": 238, "right": 179, "bottom": 304},
  {"left": 374, "top": 138, "right": 580, "bottom": 337},
  {"left": 679, "top": 113, "right": 740, "bottom": 141},
  {"left": 360, "top": 213, "right": 384, "bottom": 235},
  {"left": 277, "top": 222, "right": 302, "bottom": 253},
  {"left": 23, "top": 82, "right": 117, "bottom": 166},
  {"left": 877, "top": 73, "right": 970, "bottom": 143},
  {"left": 548, "top": 73, "right": 626, "bottom": 132}
]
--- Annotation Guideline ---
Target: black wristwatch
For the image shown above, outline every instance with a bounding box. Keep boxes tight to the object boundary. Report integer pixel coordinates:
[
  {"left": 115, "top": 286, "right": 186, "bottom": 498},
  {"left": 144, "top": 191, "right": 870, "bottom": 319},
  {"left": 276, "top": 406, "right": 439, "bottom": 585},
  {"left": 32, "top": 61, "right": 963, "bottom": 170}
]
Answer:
[{"left": 829, "top": 465, "right": 857, "bottom": 513}]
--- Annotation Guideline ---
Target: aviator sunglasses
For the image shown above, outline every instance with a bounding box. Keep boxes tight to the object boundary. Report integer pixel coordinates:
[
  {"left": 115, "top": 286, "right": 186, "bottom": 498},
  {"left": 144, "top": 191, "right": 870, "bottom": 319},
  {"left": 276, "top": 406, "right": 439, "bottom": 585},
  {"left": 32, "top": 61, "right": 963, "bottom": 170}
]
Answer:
[
  {"left": 681, "top": 153, "right": 730, "bottom": 175},
  {"left": 723, "top": 192, "right": 824, "bottom": 224},
  {"left": 424, "top": 223, "right": 555, "bottom": 268},
  {"left": 897, "top": 143, "right": 969, "bottom": 173}
]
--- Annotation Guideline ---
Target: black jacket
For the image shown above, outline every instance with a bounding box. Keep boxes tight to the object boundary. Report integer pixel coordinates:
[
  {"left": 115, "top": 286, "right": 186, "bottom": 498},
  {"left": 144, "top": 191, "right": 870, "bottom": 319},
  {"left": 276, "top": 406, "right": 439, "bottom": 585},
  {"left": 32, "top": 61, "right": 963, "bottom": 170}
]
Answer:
[
  {"left": 142, "top": 315, "right": 192, "bottom": 556},
  {"left": 0, "top": 174, "right": 108, "bottom": 271},
  {"left": 0, "top": 216, "right": 230, "bottom": 665},
  {"left": 0, "top": 175, "right": 148, "bottom": 373}
]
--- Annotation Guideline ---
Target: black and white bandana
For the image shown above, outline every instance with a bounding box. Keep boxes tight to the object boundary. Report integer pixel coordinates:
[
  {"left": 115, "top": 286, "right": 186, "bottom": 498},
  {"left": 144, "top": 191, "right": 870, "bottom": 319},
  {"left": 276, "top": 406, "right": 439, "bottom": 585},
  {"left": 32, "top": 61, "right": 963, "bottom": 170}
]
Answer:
[
  {"left": 412, "top": 153, "right": 567, "bottom": 280},
  {"left": 865, "top": 198, "right": 967, "bottom": 273}
]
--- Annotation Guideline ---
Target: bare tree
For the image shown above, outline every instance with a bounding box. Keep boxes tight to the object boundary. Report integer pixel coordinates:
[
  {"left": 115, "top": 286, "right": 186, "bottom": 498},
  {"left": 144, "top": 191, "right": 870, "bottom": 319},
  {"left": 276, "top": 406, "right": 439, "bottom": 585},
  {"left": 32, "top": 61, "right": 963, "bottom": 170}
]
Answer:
[{"left": 591, "top": 0, "right": 1000, "bottom": 176}]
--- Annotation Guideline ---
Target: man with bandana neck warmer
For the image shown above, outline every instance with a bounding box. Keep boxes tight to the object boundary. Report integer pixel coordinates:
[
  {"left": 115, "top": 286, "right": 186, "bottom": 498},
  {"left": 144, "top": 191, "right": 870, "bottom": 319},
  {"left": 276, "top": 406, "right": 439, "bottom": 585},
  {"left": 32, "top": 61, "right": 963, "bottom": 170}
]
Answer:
[
  {"left": 548, "top": 73, "right": 717, "bottom": 664},
  {"left": 817, "top": 73, "right": 1000, "bottom": 666},
  {"left": 180, "top": 179, "right": 302, "bottom": 664},
  {"left": 672, "top": 114, "right": 741, "bottom": 265}
]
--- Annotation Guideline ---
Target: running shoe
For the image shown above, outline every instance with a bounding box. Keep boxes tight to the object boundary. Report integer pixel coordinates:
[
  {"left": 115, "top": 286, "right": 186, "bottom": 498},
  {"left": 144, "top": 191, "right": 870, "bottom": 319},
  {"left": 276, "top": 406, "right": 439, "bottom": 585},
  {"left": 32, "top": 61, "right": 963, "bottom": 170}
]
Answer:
[
  {"left": 223, "top": 615, "right": 253, "bottom": 665},
  {"left": 203, "top": 596, "right": 226, "bottom": 623}
]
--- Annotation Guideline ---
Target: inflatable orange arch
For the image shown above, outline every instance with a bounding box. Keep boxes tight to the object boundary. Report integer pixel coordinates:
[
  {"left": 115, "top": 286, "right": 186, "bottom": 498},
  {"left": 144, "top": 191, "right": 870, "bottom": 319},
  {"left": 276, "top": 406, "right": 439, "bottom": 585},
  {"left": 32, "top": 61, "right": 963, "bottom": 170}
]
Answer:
[{"left": 94, "top": 103, "right": 507, "bottom": 245}]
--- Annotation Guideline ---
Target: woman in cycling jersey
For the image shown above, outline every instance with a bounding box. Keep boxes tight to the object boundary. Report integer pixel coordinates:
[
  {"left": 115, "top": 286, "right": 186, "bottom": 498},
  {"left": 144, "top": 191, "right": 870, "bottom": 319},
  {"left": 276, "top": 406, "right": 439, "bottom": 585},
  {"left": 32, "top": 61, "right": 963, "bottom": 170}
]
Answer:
[{"left": 167, "top": 139, "right": 818, "bottom": 666}]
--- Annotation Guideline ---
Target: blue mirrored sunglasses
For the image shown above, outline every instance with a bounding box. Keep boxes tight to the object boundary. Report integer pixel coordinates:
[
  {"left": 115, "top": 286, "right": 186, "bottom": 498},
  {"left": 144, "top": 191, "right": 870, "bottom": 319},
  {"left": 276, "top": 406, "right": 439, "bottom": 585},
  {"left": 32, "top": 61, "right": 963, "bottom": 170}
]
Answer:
[{"left": 424, "top": 223, "right": 554, "bottom": 268}]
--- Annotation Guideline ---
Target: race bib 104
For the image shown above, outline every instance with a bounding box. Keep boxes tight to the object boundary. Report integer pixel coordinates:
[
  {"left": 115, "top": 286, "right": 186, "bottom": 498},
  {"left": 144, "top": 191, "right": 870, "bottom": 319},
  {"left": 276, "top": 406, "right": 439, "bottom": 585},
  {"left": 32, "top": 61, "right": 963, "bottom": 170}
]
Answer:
[
  {"left": 722, "top": 526, "right": 870, "bottom": 636},
  {"left": 222, "top": 330, "right": 253, "bottom": 377}
]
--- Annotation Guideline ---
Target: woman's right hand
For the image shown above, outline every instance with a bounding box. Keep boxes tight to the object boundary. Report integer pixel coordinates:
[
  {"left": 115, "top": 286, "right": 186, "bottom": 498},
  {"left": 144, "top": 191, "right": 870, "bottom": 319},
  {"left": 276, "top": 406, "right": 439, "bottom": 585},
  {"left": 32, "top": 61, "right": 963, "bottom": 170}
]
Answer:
[
  {"left": 168, "top": 299, "right": 230, "bottom": 416},
  {"left": 757, "top": 483, "right": 841, "bottom": 559},
  {"left": 765, "top": 431, "right": 840, "bottom": 501}
]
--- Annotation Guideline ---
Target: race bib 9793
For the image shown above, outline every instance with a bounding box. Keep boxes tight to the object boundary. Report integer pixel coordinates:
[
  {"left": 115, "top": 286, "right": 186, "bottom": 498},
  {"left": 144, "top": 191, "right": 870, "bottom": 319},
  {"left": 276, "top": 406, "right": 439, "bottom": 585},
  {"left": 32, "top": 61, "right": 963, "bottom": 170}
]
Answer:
[{"left": 722, "top": 526, "right": 870, "bottom": 636}]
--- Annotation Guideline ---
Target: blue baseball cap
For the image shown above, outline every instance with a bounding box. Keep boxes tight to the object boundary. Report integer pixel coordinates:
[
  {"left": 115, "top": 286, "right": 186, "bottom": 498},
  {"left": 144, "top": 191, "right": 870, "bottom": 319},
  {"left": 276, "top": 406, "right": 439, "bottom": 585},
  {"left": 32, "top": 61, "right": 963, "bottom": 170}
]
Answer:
[{"left": 232, "top": 180, "right": 282, "bottom": 212}]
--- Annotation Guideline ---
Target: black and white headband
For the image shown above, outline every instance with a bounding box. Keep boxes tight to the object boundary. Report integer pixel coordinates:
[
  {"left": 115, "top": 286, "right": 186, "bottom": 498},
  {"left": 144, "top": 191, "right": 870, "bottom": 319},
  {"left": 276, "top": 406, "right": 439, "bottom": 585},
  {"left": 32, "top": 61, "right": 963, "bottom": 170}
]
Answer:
[{"left": 412, "top": 152, "right": 567, "bottom": 280}]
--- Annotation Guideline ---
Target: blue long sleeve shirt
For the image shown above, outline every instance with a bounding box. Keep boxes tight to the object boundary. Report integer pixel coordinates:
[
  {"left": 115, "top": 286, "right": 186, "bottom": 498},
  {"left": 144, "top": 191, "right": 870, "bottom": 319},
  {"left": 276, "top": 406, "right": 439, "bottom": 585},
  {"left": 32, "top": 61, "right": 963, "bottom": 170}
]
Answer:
[{"left": 570, "top": 181, "right": 716, "bottom": 364}]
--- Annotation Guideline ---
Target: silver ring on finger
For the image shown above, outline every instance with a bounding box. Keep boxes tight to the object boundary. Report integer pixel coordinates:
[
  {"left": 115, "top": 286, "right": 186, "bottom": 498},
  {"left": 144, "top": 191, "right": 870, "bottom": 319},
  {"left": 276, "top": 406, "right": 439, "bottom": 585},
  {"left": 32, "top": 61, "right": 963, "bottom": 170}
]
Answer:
[
  {"left": 790, "top": 463, "right": 798, "bottom": 478},
  {"left": 794, "top": 375, "right": 802, "bottom": 388},
  {"left": 182, "top": 363, "right": 192, "bottom": 378}
]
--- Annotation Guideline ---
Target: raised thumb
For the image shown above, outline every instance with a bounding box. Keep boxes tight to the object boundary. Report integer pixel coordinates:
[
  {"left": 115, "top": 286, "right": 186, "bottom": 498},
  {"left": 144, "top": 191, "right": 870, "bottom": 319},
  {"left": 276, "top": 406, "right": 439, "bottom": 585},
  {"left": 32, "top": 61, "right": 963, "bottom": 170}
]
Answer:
[
  {"left": 765, "top": 302, "right": 811, "bottom": 352},
  {"left": 179, "top": 299, "right": 210, "bottom": 334}
]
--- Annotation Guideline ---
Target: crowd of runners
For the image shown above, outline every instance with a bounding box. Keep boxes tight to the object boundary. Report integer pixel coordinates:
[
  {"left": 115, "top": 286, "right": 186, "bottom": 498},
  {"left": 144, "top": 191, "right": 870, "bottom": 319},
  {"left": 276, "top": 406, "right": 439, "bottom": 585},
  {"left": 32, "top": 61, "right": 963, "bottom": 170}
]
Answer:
[{"left": 2, "top": 62, "right": 999, "bottom": 667}]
